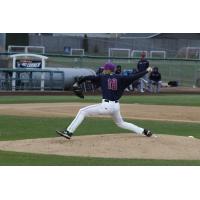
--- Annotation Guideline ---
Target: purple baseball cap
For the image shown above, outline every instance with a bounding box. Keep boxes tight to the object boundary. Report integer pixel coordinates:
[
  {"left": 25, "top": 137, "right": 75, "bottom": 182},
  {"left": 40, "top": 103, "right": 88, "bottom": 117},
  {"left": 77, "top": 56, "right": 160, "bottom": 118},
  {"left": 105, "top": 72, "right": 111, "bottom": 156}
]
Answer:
[{"left": 103, "top": 63, "right": 116, "bottom": 71}]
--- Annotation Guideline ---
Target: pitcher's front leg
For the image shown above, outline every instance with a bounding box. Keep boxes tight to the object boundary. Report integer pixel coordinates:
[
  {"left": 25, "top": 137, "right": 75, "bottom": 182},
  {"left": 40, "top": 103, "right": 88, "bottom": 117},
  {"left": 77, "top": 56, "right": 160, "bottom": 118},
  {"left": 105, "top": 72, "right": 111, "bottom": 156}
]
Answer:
[{"left": 67, "top": 104, "right": 101, "bottom": 133}]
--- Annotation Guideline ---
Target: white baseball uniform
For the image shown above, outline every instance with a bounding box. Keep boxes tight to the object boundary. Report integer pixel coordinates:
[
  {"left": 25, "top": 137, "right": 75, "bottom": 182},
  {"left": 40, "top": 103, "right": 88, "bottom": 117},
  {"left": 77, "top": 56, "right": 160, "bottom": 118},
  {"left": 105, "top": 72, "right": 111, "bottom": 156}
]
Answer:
[
  {"left": 65, "top": 68, "right": 150, "bottom": 136},
  {"left": 67, "top": 99, "right": 144, "bottom": 134}
]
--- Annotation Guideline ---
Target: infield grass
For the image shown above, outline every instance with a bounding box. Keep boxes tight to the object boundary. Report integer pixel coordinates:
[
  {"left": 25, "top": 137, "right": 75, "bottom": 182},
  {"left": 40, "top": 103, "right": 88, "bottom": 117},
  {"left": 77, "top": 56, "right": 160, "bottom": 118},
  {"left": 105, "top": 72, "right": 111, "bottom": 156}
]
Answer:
[
  {"left": 1, "top": 150, "right": 200, "bottom": 166},
  {"left": 0, "top": 115, "right": 199, "bottom": 165},
  {"left": 0, "top": 115, "right": 199, "bottom": 141},
  {"left": 0, "top": 95, "right": 200, "bottom": 106},
  {"left": 0, "top": 94, "right": 199, "bottom": 165}
]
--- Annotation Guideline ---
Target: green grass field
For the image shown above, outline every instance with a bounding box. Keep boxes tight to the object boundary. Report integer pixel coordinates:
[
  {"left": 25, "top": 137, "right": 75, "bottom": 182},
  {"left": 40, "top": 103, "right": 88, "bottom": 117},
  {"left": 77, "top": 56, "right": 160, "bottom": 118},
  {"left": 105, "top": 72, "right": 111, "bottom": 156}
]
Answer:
[
  {"left": 0, "top": 94, "right": 200, "bottom": 106},
  {"left": 0, "top": 115, "right": 199, "bottom": 141},
  {"left": 0, "top": 94, "right": 199, "bottom": 165},
  {"left": 1, "top": 150, "right": 200, "bottom": 166},
  {"left": 0, "top": 114, "right": 199, "bottom": 165}
]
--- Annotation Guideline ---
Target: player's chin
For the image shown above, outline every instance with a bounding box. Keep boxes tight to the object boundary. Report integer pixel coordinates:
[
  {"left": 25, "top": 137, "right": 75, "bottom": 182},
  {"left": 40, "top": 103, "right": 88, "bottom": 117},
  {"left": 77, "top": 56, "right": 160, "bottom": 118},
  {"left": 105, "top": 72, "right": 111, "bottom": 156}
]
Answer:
[{"left": 103, "top": 70, "right": 113, "bottom": 75}]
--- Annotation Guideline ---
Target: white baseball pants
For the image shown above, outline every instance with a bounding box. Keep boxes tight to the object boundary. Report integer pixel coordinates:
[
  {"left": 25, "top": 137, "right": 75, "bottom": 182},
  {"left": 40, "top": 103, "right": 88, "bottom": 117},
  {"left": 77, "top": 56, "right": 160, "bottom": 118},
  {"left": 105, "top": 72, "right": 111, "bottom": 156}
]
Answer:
[
  {"left": 149, "top": 80, "right": 162, "bottom": 93},
  {"left": 139, "top": 74, "right": 149, "bottom": 92},
  {"left": 67, "top": 100, "right": 144, "bottom": 134}
]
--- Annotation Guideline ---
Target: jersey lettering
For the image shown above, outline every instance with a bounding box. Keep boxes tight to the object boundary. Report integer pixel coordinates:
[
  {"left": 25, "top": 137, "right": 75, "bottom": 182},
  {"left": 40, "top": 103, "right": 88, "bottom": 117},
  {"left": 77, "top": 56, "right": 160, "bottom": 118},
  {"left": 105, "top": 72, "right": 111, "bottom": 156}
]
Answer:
[{"left": 108, "top": 78, "right": 118, "bottom": 91}]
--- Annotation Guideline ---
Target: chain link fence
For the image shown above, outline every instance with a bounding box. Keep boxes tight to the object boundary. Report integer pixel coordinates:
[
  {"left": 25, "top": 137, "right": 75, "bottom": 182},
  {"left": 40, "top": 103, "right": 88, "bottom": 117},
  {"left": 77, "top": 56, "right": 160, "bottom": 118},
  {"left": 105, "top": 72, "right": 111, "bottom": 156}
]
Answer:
[
  {"left": 46, "top": 55, "right": 200, "bottom": 87},
  {"left": 1, "top": 53, "right": 200, "bottom": 87}
]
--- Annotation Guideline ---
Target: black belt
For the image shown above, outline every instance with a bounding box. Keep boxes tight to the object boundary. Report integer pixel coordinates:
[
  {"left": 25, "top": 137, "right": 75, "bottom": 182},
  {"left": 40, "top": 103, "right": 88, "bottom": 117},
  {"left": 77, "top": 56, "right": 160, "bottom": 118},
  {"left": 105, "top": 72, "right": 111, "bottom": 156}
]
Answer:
[{"left": 104, "top": 99, "right": 119, "bottom": 103}]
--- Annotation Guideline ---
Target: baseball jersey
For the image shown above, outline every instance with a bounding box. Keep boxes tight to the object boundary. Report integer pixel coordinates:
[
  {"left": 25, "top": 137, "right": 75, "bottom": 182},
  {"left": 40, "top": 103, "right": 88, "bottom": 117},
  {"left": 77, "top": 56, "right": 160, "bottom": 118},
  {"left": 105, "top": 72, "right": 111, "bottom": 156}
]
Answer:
[
  {"left": 137, "top": 59, "right": 149, "bottom": 72},
  {"left": 78, "top": 70, "right": 147, "bottom": 101}
]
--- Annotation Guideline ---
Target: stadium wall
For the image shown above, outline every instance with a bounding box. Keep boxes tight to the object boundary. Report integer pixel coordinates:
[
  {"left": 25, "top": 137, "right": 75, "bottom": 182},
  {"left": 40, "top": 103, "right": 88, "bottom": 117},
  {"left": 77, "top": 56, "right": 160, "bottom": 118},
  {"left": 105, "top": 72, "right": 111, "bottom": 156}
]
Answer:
[
  {"left": 29, "top": 35, "right": 200, "bottom": 56},
  {"left": 29, "top": 35, "right": 82, "bottom": 53}
]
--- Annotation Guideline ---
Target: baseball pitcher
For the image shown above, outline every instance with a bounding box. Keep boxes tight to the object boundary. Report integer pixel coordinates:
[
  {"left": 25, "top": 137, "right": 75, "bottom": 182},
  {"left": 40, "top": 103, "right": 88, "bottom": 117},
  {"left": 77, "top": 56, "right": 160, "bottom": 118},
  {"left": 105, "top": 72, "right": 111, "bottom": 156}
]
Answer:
[{"left": 56, "top": 63, "right": 153, "bottom": 139}]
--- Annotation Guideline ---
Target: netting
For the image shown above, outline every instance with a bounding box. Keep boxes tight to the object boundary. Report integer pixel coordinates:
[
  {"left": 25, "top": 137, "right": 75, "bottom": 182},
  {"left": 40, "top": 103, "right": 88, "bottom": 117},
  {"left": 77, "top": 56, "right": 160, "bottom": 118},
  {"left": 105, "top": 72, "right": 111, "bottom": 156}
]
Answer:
[
  {"left": 46, "top": 56, "right": 200, "bottom": 87},
  {"left": 177, "top": 47, "right": 200, "bottom": 59}
]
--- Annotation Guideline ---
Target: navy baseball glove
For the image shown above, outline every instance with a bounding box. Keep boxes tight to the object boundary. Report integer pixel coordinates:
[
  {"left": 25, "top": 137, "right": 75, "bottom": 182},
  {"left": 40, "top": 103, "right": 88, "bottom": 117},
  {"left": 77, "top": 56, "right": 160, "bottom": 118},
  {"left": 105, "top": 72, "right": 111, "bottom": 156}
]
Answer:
[{"left": 72, "top": 82, "right": 84, "bottom": 99}]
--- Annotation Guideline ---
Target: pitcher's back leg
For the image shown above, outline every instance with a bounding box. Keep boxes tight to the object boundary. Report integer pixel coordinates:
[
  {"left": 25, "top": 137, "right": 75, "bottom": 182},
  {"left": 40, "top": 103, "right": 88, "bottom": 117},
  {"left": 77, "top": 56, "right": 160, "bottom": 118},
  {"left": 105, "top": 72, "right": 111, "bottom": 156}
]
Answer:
[{"left": 111, "top": 110, "right": 144, "bottom": 134}]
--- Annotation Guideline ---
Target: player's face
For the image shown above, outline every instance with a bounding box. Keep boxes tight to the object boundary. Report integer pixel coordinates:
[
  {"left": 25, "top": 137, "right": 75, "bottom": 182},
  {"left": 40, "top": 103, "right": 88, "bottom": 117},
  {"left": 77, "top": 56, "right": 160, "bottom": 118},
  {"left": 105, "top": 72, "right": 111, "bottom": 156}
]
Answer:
[{"left": 103, "top": 70, "right": 112, "bottom": 75}]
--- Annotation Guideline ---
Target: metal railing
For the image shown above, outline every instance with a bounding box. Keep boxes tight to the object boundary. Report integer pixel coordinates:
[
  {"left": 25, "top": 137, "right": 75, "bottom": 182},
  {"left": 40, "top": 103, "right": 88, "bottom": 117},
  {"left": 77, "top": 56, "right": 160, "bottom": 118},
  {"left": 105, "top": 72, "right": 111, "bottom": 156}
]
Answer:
[{"left": 0, "top": 68, "right": 65, "bottom": 91}]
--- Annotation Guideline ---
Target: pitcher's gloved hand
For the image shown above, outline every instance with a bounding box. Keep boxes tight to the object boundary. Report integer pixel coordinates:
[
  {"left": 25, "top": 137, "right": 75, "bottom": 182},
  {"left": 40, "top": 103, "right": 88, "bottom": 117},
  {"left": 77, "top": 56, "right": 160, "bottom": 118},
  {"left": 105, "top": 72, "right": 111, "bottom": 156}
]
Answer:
[{"left": 72, "top": 82, "right": 84, "bottom": 99}]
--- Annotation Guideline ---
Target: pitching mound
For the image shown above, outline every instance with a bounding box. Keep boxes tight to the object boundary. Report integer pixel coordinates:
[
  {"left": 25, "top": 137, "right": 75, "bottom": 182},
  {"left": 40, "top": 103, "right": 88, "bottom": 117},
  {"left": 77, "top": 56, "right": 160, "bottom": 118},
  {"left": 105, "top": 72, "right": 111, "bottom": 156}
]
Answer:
[{"left": 0, "top": 134, "right": 200, "bottom": 160}]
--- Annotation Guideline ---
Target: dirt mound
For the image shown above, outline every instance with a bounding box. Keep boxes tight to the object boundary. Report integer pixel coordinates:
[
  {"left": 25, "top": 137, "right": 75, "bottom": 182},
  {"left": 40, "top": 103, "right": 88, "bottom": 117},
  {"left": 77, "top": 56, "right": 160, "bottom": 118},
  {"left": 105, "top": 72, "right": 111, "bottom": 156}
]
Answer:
[{"left": 0, "top": 134, "right": 200, "bottom": 160}]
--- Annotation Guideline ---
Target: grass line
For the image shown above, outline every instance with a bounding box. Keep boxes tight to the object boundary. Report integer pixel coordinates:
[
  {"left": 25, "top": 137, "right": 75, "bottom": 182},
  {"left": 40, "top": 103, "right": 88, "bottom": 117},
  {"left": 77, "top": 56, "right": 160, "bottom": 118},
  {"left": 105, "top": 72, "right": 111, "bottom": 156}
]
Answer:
[
  {"left": 0, "top": 95, "right": 200, "bottom": 106},
  {"left": 0, "top": 115, "right": 199, "bottom": 141},
  {"left": 0, "top": 150, "right": 200, "bottom": 166}
]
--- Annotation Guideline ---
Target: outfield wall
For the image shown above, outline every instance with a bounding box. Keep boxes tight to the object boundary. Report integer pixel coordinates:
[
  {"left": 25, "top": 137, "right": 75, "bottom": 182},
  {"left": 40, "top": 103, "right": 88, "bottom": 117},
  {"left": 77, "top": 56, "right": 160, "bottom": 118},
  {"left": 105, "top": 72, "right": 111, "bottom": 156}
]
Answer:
[{"left": 29, "top": 35, "right": 200, "bottom": 57}]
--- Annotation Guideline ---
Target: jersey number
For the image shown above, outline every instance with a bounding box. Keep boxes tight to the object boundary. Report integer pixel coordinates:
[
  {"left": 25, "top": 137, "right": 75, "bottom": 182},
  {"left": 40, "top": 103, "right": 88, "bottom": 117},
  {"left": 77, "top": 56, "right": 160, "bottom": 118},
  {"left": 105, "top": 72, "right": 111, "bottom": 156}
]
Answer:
[{"left": 108, "top": 78, "right": 118, "bottom": 91}]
